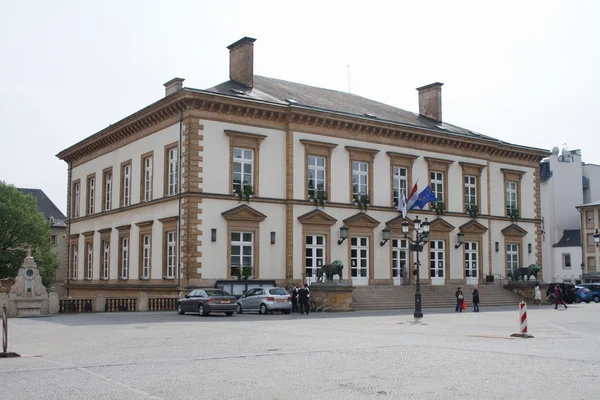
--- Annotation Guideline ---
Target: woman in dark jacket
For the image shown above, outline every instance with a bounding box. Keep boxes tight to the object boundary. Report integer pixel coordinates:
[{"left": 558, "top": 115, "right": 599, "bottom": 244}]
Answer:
[
  {"left": 472, "top": 286, "right": 480, "bottom": 312},
  {"left": 455, "top": 287, "right": 464, "bottom": 312}
]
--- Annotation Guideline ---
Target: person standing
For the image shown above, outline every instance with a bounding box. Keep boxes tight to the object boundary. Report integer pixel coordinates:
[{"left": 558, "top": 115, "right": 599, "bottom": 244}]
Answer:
[
  {"left": 298, "top": 284, "right": 310, "bottom": 315},
  {"left": 534, "top": 285, "right": 542, "bottom": 306},
  {"left": 554, "top": 283, "right": 567, "bottom": 310},
  {"left": 472, "top": 286, "right": 480, "bottom": 312},
  {"left": 290, "top": 284, "right": 298, "bottom": 313},
  {"left": 455, "top": 287, "right": 464, "bottom": 312}
]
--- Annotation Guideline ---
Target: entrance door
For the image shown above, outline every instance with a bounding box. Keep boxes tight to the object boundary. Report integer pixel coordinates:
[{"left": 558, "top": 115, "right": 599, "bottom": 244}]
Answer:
[
  {"left": 305, "top": 235, "right": 325, "bottom": 284},
  {"left": 430, "top": 240, "right": 445, "bottom": 285},
  {"left": 392, "top": 238, "right": 409, "bottom": 285},
  {"left": 465, "top": 242, "right": 479, "bottom": 285},
  {"left": 351, "top": 237, "right": 369, "bottom": 286}
]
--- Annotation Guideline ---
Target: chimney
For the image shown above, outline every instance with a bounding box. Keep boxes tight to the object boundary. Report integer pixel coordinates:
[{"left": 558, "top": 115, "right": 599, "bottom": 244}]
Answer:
[
  {"left": 227, "top": 37, "right": 256, "bottom": 88},
  {"left": 163, "top": 77, "right": 185, "bottom": 97},
  {"left": 416, "top": 82, "right": 444, "bottom": 122}
]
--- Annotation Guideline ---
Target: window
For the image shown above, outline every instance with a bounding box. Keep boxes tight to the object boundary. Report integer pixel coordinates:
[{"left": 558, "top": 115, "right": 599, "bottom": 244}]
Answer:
[
  {"left": 232, "top": 148, "right": 253, "bottom": 194},
  {"left": 307, "top": 156, "right": 325, "bottom": 199},
  {"left": 562, "top": 253, "right": 572, "bottom": 269},
  {"left": 120, "top": 236, "right": 129, "bottom": 279},
  {"left": 430, "top": 172, "right": 444, "bottom": 202},
  {"left": 392, "top": 167, "right": 408, "bottom": 208},
  {"left": 430, "top": 240, "right": 445, "bottom": 279},
  {"left": 85, "top": 242, "right": 93, "bottom": 280},
  {"left": 102, "top": 240, "right": 110, "bottom": 280},
  {"left": 586, "top": 210, "right": 594, "bottom": 229},
  {"left": 588, "top": 257, "right": 596, "bottom": 273},
  {"left": 103, "top": 169, "right": 112, "bottom": 211},
  {"left": 121, "top": 162, "right": 131, "bottom": 207},
  {"left": 141, "top": 153, "right": 153, "bottom": 202},
  {"left": 71, "top": 244, "right": 78, "bottom": 280},
  {"left": 165, "top": 147, "right": 179, "bottom": 196},
  {"left": 305, "top": 235, "right": 325, "bottom": 283},
  {"left": 50, "top": 235, "right": 57, "bottom": 246},
  {"left": 226, "top": 130, "right": 266, "bottom": 196},
  {"left": 506, "top": 243, "right": 519, "bottom": 272},
  {"left": 87, "top": 175, "right": 95, "bottom": 215},
  {"left": 350, "top": 237, "right": 369, "bottom": 279},
  {"left": 141, "top": 234, "right": 151, "bottom": 279},
  {"left": 230, "top": 232, "right": 253, "bottom": 278},
  {"left": 464, "top": 176, "right": 477, "bottom": 207},
  {"left": 301, "top": 139, "right": 337, "bottom": 201},
  {"left": 392, "top": 238, "right": 408, "bottom": 283},
  {"left": 506, "top": 181, "right": 517, "bottom": 213},
  {"left": 166, "top": 231, "right": 177, "bottom": 279},
  {"left": 72, "top": 180, "right": 80, "bottom": 218},
  {"left": 352, "top": 161, "right": 368, "bottom": 197}
]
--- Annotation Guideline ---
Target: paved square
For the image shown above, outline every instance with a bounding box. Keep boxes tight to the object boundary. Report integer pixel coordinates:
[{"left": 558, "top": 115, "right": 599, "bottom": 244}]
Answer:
[{"left": 1, "top": 305, "right": 599, "bottom": 399}]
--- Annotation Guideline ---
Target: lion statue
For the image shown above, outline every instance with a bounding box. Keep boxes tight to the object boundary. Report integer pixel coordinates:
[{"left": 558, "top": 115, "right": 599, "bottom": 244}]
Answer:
[
  {"left": 317, "top": 260, "right": 344, "bottom": 282},
  {"left": 508, "top": 264, "right": 541, "bottom": 282}
]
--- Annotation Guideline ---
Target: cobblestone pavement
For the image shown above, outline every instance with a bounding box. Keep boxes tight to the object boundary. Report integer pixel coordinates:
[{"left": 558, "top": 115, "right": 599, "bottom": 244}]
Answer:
[{"left": 1, "top": 304, "right": 599, "bottom": 399}]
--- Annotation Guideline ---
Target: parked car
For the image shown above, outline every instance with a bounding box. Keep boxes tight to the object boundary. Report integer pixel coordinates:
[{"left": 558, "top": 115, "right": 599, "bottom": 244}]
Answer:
[
  {"left": 546, "top": 282, "right": 577, "bottom": 304},
  {"left": 177, "top": 288, "right": 237, "bottom": 316},
  {"left": 575, "top": 286, "right": 593, "bottom": 303},
  {"left": 236, "top": 287, "right": 292, "bottom": 314},
  {"left": 580, "top": 284, "right": 600, "bottom": 303}
]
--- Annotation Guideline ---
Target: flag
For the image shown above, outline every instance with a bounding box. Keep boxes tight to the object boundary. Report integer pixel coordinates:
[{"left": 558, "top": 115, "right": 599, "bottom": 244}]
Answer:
[
  {"left": 400, "top": 190, "right": 407, "bottom": 218},
  {"left": 414, "top": 185, "right": 438, "bottom": 210},
  {"left": 405, "top": 183, "right": 419, "bottom": 211}
]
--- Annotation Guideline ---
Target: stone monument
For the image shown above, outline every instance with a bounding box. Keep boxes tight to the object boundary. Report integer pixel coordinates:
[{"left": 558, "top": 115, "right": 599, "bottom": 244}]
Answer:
[{"left": 3, "top": 248, "right": 59, "bottom": 317}]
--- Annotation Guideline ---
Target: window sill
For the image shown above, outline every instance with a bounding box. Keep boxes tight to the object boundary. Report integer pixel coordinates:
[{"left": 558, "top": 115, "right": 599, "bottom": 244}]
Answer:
[
  {"left": 100, "top": 277, "right": 108, "bottom": 281},
  {"left": 118, "top": 277, "right": 129, "bottom": 281},
  {"left": 84, "top": 278, "right": 92, "bottom": 281},
  {"left": 140, "top": 277, "right": 150, "bottom": 281}
]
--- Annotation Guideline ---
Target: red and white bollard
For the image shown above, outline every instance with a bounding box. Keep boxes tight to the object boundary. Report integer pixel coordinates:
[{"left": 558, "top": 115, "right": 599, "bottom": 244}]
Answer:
[{"left": 511, "top": 301, "right": 534, "bottom": 338}]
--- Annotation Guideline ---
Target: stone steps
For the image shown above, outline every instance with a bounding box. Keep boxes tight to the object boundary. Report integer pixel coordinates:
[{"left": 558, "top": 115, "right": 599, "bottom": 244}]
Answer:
[{"left": 351, "top": 285, "right": 528, "bottom": 310}]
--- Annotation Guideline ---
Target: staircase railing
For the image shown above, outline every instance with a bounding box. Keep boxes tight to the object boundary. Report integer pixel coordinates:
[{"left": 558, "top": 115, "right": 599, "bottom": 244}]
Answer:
[{"left": 485, "top": 274, "right": 507, "bottom": 286}]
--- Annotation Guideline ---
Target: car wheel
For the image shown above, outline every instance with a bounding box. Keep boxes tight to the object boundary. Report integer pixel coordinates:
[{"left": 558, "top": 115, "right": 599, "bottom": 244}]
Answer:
[
  {"left": 594, "top": 296, "right": 600, "bottom": 303},
  {"left": 177, "top": 303, "right": 184, "bottom": 315},
  {"left": 586, "top": 300, "right": 591, "bottom": 303},
  {"left": 198, "top": 304, "right": 207, "bottom": 316},
  {"left": 575, "top": 296, "right": 582, "bottom": 304},
  {"left": 260, "top": 303, "right": 268, "bottom": 315},
  {"left": 283, "top": 310, "right": 291, "bottom": 315},
  {"left": 225, "top": 312, "right": 234, "bottom": 316},
  {"left": 237, "top": 304, "right": 243, "bottom": 314}
]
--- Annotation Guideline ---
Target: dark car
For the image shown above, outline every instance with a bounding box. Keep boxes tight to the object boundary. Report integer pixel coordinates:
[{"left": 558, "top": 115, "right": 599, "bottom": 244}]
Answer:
[
  {"left": 580, "top": 284, "right": 600, "bottom": 303},
  {"left": 177, "top": 288, "right": 237, "bottom": 316},
  {"left": 546, "top": 282, "right": 577, "bottom": 304}
]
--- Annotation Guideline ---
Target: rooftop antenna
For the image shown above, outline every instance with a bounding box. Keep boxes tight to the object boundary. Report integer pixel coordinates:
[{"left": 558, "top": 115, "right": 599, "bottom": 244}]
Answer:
[{"left": 347, "top": 62, "right": 351, "bottom": 94}]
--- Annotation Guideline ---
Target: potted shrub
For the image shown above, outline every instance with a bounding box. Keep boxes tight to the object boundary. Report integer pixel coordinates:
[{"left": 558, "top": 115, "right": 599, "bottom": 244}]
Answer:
[
  {"left": 311, "top": 189, "right": 327, "bottom": 208},
  {"left": 231, "top": 266, "right": 241, "bottom": 280},
  {"left": 353, "top": 193, "right": 370, "bottom": 212},
  {"left": 234, "top": 183, "right": 254, "bottom": 202},
  {"left": 432, "top": 201, "right": 445, "bottom": 216},
  {"left": 242, "top": 266, "right": 252, "bottom": 280},
  {"left": 466, "top": 204, "right": 479, "bottom": 219},
  {"left": 508, "top": 208, "right": 519, "bottom": 223}
]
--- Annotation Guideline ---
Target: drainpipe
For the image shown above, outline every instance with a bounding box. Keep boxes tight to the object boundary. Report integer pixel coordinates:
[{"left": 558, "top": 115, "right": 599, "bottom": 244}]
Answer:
[
  {"left": 177, "top": 111, "right": 183, "bottom": 289},
  {"left": 66, "top": 160, "right": 72, "bottom": 297}
]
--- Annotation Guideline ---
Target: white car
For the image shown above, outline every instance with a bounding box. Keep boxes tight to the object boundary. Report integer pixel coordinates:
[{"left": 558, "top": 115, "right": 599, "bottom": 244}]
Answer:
[{"left": 236, "top": 287, "right": 292, "bottom": 314}]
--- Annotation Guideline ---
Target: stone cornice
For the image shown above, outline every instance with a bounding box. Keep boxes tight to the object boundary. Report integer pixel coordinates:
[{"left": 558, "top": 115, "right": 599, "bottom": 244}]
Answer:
[{"left": 56, "top": 88, "right": 550, "bottom": 165}]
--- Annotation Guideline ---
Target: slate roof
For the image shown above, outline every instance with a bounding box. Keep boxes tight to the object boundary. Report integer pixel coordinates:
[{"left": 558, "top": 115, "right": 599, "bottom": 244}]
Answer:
[
  {"left": 553, "top": 229, "right": 581, "bottom": 248},
  {"left": 206, "top": 76, "right": 538, "bottom": 149},
  {"left": 17, "top": 188, "right": 66, "bottom": 228}
]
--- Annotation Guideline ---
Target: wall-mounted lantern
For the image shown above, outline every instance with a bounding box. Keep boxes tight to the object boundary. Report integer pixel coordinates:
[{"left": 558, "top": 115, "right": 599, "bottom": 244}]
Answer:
[
  {"left": 495, "top": 242, "right": 499, "bottom": 252},
  {"left": 454, "top": 232, "right": 465, "bottom": 249},
  {"left": 337, "top": 225, "right": 349, "bottom": 245},
  {"left": 380, "top": 227, "right": 391, "bottom": 246},
  {"left": 271, "top": 231, "right": 276, "bottom": 245},
  {"left": 211, "top": 229, "right": 217, "bottom": 242}
]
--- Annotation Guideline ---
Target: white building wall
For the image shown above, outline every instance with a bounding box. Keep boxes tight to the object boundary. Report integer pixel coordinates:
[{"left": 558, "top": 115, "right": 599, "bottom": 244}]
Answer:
[
  {"left": 552, "top": 246, "right": 582, "bottom": 282},
  {"left": 583, "top": 164, "right": 600, "bottom": 204}
]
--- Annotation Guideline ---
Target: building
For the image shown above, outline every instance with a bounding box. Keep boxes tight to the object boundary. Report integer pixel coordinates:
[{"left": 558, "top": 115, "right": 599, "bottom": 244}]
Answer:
[
  {"left": 17, "top": 188, "right": 67, "bottom": 295},
  {"left": 577, "top": 200, "right": 600, "bottom": 283},
  {"left": 56, "top": 37, "right": 548, "bottom": 297}
]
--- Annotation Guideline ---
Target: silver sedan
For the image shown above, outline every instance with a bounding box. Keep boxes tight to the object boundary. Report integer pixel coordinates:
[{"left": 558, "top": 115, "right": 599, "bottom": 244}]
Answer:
[{"left": 236, "top": 287, "right": 292, "bottom": 314}]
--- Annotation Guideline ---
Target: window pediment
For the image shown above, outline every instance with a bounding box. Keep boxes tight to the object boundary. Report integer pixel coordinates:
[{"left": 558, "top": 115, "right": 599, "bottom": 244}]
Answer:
[
  {"left": 222, "top": 204, "right": 267, "bottom": 222},
  {"left": 501, "top": 224, "right": 528, "bottom": 237},
  {"left": 297, "top": 209, "right": 337, "bottom": 226},
  {"left": 459, "top": 220, "right": 488, "bottom": 234},
  {"left": 429, "top": 218, "right": 455, "bottom": 232},
  {"left": 386, "top": 151, "right": 418, "bottom": 167},
  {"left": 459, "top": 162, "right": 486, "bottom": 177},
  {"left": 424, "top": 157, "right": 454, "bottom": 172},
  {"left": 343, "top": 212, "right": 380, "bottom": 228},
  {"left": 300, "top": 139, "right": 337, "bottom": 157},
  {"left": 385, "top": 215, "right": 414, "bottom": 230},
  {"left": 225, "top": 130, "right": 266, "bottom": 149}
]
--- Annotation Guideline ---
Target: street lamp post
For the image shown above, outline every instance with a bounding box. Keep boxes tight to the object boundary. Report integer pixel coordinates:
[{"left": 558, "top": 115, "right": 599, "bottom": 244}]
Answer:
[{"left": 402, "top": 216, "right": 430, "bottom": 319}]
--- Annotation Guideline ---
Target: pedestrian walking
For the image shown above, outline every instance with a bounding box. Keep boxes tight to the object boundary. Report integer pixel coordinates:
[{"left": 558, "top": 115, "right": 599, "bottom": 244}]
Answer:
[
  {"left": 290, "top": 284, "right": 298, "bottom": 313},
  {"left": 534, "top": 285, "right": 542, "bottom": 306},
  {"left": 472, "top": 286, "right": 480, "bottom": 312},
  {"left": 554, "top": 283, "right": 567, "bottom": 310},
  {"left": 455, "top": 287, "right": 464, "bottom": 312},
  {"left": 298, "top": 284, "right": 310, "bottom": 315}
]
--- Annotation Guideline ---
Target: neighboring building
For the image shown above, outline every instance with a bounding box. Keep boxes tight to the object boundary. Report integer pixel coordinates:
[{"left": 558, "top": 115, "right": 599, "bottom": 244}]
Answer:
[
  {"left": 582, "top": 163, "right": 600, "bottom": 204},
  {"left": 577, "top": 200, "right": 600, "bottom": 283},
  {"left": 17, "top": 188, "right": 67, "bottom": 295},
  {"left": 56, "top": 37, "right": 548, "bottom": 297}
]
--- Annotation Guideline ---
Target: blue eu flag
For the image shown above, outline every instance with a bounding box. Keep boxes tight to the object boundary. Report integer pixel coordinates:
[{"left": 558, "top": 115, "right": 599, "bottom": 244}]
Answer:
[{"left": 415, "top": 186, "right": 438, "bottom": 210}]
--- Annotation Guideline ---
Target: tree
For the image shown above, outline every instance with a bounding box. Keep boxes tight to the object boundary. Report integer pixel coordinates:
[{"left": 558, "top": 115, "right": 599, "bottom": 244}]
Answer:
[{"left": 0, "top": 181, "right": 59, "bottom": 286}]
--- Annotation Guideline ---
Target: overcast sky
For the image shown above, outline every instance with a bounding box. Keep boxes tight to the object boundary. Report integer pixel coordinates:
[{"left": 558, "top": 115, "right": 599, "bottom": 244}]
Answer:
[{"left": 1, "top": 0, "right": 598, "bottom": 215}]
